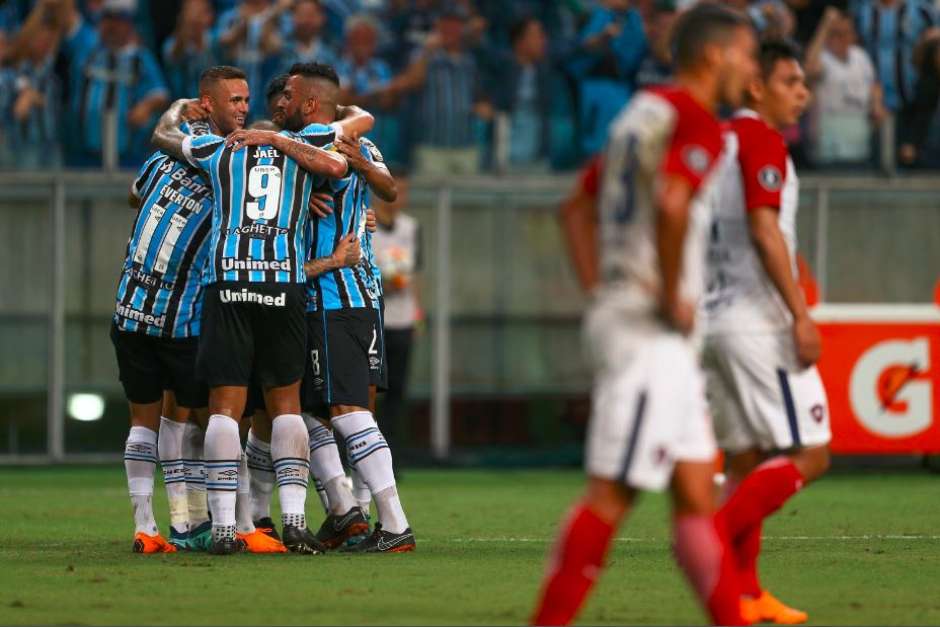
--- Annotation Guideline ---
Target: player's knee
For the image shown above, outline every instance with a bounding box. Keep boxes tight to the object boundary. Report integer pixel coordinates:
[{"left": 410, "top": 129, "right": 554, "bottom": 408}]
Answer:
[
  {"left": 793, "top": 445, "right": 830, "bottom": 483},
  {"left": 725, "top": 448, "right": 763, "bottom": 481},
  {"left": 584, "top": 477, "right": 633, "bottom": 525}
]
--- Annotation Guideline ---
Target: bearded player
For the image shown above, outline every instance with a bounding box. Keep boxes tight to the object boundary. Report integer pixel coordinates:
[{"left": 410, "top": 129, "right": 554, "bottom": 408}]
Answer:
[
  {"left": 529, "top": 4, "right": 758, "bottom": 625},
  {"left": 702, "top": 39, "right": 829, "bottom": 625}
]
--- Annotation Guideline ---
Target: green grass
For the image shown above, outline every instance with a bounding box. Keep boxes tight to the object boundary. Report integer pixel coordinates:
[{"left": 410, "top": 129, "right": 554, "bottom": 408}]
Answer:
[{"left": 0, "top": 468, "right": 939, "bottom": 625}]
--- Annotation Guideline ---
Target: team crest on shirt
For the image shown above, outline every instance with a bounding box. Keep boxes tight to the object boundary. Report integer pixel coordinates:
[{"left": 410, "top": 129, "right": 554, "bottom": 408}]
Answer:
[
  {"left": 682, "top": 145, "right": 711, "bottom": 174},
  {"left": 758, "top": 165, "right": 783, "bottom": 191}
]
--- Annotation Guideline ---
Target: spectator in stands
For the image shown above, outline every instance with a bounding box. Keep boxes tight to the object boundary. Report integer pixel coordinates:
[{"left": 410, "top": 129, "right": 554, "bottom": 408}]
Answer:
[
  {"left": 394, "top": 6, "right": 489, "bottom": 175},
  {"left": 488, "top": 17, "right": 552, "bottom": 171},
  {"left": 383, "top": 0, "right": 441, "bottom": 69},
  {"left": 569, "top": 0, "right": 647, "bottom": 157},
  {"left": 635, "top": 0, "right": 677, "bottom": 89},
  {"left": 55, "top": 0, "right": 169, "bottom": 168},
  {"left": 336, "top": 14, "right": 404, "bottom": 167},
  {"left": 748, "top": 0, "right": 797, "bottom": 39},
  {"left": 899, "top": 32, "right": 940, "bottom": 166},
  {"left": 276, "top": 0, "right": 339, "bottom": 72},
  {"left": 806, "top": 7, "right": 886, "bottom": 165},
  {"left": 853, "top": 0, "right": 939, "bottom": 113},
  {"left": 215, "top": 0, "right": 288, "bottom": 120},
  {"left": 162, "top": 0, "right": 218, "bottom": 99}
]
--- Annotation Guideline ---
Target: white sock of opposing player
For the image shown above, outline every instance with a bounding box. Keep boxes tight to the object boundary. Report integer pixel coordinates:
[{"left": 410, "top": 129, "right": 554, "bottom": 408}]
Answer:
[
  {"left": 332, "top": 411, "right": 409, "bottom": 534},
  {"left": 305, "top": 415, "right": 356, "bottom": 515},
  {"left": 245, "top": 429, "right": 275, "bottom": 522},
  {"left": 124, "top": 426, "right": 159, "bottom": 536},
  {"left": 158, "top": 417, "right": 188, "bottom": 535},
  {"left": 181, "top": 421, "right": 209, "bottom": 528},
  {"left": 350, "top": 466, "right": 372, "bottom": 515},
  {"left": 271, "top": 414, "right": 310, "bottom": 529},
  {"left": 235, "top": 452, "right": 255, "bottom": 534},
  {"left": 204, "top": 414, "right": 241, "bottom": 542}
]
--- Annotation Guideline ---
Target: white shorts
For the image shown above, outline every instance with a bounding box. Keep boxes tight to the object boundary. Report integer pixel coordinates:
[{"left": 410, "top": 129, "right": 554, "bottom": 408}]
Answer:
[
  {"left": 583, "top": 306, "right": 717, "bottom": 492},
  {"left": 702, "top": 331, "right": 831, "bottom": 454}
]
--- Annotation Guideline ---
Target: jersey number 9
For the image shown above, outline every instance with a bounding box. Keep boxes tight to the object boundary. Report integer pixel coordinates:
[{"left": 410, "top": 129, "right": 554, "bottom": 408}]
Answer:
[{"left": 246, "top": 165, "right": 282, "bottom": 221}]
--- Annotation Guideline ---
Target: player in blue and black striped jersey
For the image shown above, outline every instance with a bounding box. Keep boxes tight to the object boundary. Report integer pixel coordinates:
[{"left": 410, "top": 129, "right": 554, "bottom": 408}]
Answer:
[{"left": 152, "top": 63, "right": 360, "bottom": 555}]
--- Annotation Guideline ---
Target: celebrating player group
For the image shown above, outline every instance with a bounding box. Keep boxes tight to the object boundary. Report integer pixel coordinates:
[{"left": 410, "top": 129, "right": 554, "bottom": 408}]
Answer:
[
  {"left": 112, "top": 60, "right": 413, "bottom": 556},
  {"left": 535, "top": 4, "right": 831, "bottom": 626}
]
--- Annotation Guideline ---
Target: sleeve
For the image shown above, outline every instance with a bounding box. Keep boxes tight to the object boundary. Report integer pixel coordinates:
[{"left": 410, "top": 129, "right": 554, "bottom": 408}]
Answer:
[
  {"left": 360, "top": 138, "right": 389, "bottom": 171},
  {"left": 182, "top": 133, "right": 225, "bottom": 170},
  {"left": 659, "top": 103, "right": 722, "bottom": 193},
  {"left": 735, "top": 121, "right": 788, "bottom": 212},
  {"left": 292, "top": 126, "right": 336, "bottom": 148},
  {"left": 578, "top": 156, "right": 602, "bottom": 199},
  {"left": 134, "top": 49, "right": 170, "bottom": 102}
]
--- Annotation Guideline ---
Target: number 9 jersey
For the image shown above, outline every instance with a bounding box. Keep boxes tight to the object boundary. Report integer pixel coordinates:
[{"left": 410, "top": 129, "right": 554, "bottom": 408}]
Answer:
[
  {"left": 595, "top": 86, "right": 724, "bottom": 322},
  {"left": 182, "top": 124, "right": 337, "bottom": 285}
]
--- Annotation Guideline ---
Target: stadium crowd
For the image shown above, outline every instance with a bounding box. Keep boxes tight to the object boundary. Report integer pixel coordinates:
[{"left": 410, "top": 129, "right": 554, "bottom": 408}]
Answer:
[{"left": 0, "top": 0, "right": 939, "bottom": 171}]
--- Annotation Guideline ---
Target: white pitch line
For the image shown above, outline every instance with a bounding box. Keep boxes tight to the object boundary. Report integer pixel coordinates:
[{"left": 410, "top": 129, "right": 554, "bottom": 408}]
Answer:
[{"left": 451, "top": 534, "right": 940, "bottom": 543}]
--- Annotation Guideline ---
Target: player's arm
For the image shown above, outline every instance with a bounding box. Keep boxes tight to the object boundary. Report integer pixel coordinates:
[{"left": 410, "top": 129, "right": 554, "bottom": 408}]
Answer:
[
  {"left": 226, "top": 129, "right": 348, "bottom": 178},
  {"left": 151, "top": 98, "right": 193, "bottom": 162},
  {"left": 748, "top": 209, "right": 820, "bottom": 366},
  {"left": 655, "top": 175, "right": 695, "bottom": 335},
  {"left": 333, "top": 105, "right": 375, "bottom": 140},
  {"left": 304, "top": 233, "right": 360, "bottom": 277},
  {"left": 560, "top": 160, "right": 600, "bottom": 293},
  {"left": 334, "top": 137, "right": 397, "bottom": 201}
]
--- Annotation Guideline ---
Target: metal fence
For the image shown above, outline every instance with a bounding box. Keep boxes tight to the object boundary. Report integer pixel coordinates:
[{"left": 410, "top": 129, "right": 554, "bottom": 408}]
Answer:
[{"left": 1, "top": 172, "right": 939, "bottom": 463}]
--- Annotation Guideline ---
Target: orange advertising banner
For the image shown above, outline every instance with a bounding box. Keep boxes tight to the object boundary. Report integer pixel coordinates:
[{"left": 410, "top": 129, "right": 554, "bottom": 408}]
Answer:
[{"left": 814, "top": 305, "right": 940, "bottom": 454}]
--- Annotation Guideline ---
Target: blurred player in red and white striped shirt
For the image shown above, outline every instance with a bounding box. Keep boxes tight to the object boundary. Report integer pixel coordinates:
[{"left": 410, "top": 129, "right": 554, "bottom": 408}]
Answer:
[
  {"left": 702, "top": 39, "right": 830, "bottom": 625},
  {"left": 531, "top": 4, "right": 758, "bottom": 625}
]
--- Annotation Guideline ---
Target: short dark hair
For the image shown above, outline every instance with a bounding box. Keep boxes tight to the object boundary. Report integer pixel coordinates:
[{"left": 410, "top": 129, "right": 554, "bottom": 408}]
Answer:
[
  {"left": 198, "top": 65, "right": 247, "bottom": 93},
  {"left": 758, "top": 38, "right": 802, "bottom": 78},
  {"left": 266, "top": 74, "right": 289, "bottom": 102},
  {"left": 671, "top": 3, "right": 751, "bottom": 70},
  {"left": 509, "top": 17, "right": 538, "bottom": 47},
  {"left": 288, "top": 62, "right": 340, "bottom": 87}
]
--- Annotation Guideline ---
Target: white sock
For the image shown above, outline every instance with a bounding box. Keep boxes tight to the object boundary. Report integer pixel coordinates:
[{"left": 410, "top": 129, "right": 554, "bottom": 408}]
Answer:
[
  {"left": 158, "top": 417, "right": 188, "bottom": 535},
  {"left": 204, "top": 414, "right": 241, "bottom": 541},
  {"left": 246, "top": 429, "right": 275, "bottom": 523},
  {"left": 350, "top": 466, "right": 372, "bottom": 515},
  {"left": 182, "top": 421, "right": 208, "bottom": 528},
  {"left": 271, "top": 413, "right": 309, "bottom": 529},
  {"left": 124, "top": 425, "right": 158, "bottom": 536},
  {"left": 332, "top": 411, "right": 408, "bottom": 533},
  {"left": 313, "top": 477, "right": 330, "bottom": 513},
  {"left": 305, "top": 415, "right": 355, "bottom": 515},
  {"left": 235, "top": 452, "right": 255, "bottom": 534}
]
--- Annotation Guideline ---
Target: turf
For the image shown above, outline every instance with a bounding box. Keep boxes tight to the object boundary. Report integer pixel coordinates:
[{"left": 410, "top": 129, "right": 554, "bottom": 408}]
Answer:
[{"left": 0, "top": 468, "right": 938, "bottom": 625}]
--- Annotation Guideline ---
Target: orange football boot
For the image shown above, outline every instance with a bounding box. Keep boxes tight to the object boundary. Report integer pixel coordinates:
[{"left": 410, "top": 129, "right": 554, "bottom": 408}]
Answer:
[
  {"left": 741, "top": 591, "right": 808, "bottom": 625},
  {"left": 132, "top": 532, "right": 177, "bottom": 554},
  {"left": 237, "top": 529, "right": 289, "bottom": 553}
]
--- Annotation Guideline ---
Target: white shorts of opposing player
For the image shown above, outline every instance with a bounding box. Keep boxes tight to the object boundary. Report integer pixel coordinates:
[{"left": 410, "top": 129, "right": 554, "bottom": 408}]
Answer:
[
  {"left": 583, "top": 305, "right": 717, "bottom": 491},
  {"left": 703, "top": 331, "right": 832, "bottom": 453}
]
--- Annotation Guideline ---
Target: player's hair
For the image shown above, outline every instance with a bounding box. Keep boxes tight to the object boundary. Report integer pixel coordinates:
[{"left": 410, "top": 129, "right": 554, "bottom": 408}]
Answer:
[
  {"left": 288, "top": 62, "right": 340, "bottom": 87},
  {"left": 265, "top": 74, "right": 289, "bottom": 102},
  {"left": 198, "top": 65, "right": 247, "bottom": 94},
  {"left": 671, "top": 3, "right": 751, "bottom": 70},
  {"left": 509, "top": 16, "right": 539, "bottom": 47},
  {"left": 758, "top": 38, "right": 802, "bottom": 78}
]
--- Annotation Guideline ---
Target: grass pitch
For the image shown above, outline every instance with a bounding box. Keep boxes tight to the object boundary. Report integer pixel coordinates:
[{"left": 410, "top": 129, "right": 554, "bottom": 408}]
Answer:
[{"left": 0, "top": 467, "right": 938, "bottom": 625}]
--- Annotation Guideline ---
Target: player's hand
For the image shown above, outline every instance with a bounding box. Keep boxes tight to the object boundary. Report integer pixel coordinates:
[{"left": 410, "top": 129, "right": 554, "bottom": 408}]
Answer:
[
  {"left": 127, "top": 101, "right": 153, "bottom": 128},
  {"left": 331, "top": 233, "right": 361, "bottom": 268},
  {"left": 793, "top": 314, "right": 821, "bottom": 367},
  {"left": 309, "top": 192, "right": 333, "bottom": 218},
  {"left": 366, "top": 208, "right": 377, "bottom": 233},
  {"left": 335, "top": 137, "right": 368, "bottom": 171},
  {"left": 659, "top": 297, "right": 695, "bottom": 336},
  {"left": 182, "top": 99, "right": 209, "bottom": 121},
  {"left": 226, "top": 129, "right": 276, "bottom": 150}
]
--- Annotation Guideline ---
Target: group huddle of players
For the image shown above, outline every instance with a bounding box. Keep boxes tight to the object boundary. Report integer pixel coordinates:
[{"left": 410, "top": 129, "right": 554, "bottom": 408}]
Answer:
[
  {"left": 531, "top": 4, "right": 832, "bottom": 626},
  {"left": 113, "top": 61, "right": 413, "bottom": 556}
]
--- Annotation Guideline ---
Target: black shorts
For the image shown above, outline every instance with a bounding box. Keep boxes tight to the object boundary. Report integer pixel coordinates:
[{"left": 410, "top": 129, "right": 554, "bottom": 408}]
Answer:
[
  {"left": 303, "top": 307, "right": 378, "bottom": 412},
  {"left": 197, "top": 281, "right": 306, "bottom": 388},
  {"left": 110, "top": 324, "right": 208, "bottom": 408},
  {"left": 370, "top": 300, "right": 388, "bottom": 392}
]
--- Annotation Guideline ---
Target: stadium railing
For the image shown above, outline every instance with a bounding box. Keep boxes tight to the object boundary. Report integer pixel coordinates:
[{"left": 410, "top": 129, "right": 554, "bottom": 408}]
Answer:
[{"left": 1, "top": 172, "right": 939, "bottom": 464}]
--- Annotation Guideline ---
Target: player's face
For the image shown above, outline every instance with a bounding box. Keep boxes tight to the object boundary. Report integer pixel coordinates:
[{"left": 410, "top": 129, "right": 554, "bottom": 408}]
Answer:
[
  {"left": 268, "top": 92, "right": 286, "bottom": 128},
  {"left": 204, "top": 78, "right": 249, "bottom": 134},
  {"left": 760, "top": 59, "right": 810, "bottom": 127},
  {"left": 716, "top": 25, "right": 759, "bottom": 109},
  {"left": 279, "top": 75, "right": 314, "bottom": 132}
]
